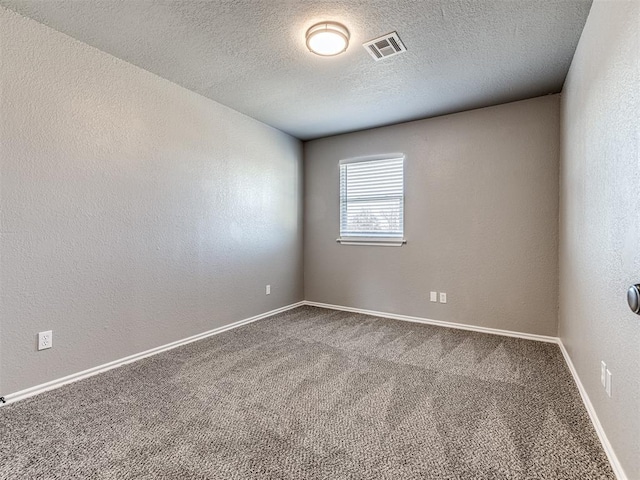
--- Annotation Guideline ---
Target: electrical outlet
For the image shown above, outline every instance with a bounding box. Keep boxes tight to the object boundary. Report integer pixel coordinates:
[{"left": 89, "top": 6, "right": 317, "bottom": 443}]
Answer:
[
  {"left": 430, "top": 291, "right": 437, "bottom": 302},
  {"left": 605, "top": 369, "right": 612, "bottom": 397},
  {"left": 38, "top": 330, "right": 52, "bottom": 350},
  {"left": 266, "top": 285, "right": 271, "bottom": 295},
  {"left": 439, "top": 292, "right": 447, "bottom": 304},
  {"left": 600, "top": 361, "right": 607, "bottom": 387}
]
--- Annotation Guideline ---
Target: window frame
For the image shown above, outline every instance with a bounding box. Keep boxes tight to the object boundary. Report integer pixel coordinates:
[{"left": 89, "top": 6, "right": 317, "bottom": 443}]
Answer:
[{"left": 337, "top": 153, "right": 406, "bottom": 247}]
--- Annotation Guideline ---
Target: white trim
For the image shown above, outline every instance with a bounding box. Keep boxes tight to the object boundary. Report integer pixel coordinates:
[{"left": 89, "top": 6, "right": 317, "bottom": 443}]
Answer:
[
  {"left": 339, "top": 155, "right": 405, "bottom": 241},
  {"left": 336, "top": 238, "right": 406, "bottom": 247},
  {"left": 1, "top": 301, "right": 304, "bottom": 406},
  {"left": 557, "top": 341, "right": 627, "bottom": 480},
  {"left": 339, "top": 153, "right": 404, "bottom": 165},
  {"left": 303, "top": 301, "right": 558, "bottom": 343}
]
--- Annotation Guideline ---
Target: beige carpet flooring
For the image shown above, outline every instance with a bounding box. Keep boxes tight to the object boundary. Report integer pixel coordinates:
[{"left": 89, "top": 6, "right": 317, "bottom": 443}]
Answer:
[{"left": 0, "top": 306, "right": 614, "bottom": 479}]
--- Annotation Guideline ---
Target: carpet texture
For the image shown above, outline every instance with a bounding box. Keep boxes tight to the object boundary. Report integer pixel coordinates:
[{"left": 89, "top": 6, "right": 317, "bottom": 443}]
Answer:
[{"left": 0, "top": 306, "right": 614, "bottom": 479}]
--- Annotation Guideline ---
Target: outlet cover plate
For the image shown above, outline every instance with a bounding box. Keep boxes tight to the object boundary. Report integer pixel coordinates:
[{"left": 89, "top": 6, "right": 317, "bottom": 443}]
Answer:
[{"left": 38, "top": 330, "right": 52, "bottom": 350}]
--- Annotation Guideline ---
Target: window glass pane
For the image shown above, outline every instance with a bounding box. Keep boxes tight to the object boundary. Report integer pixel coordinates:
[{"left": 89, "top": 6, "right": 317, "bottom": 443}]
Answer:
[{"left": 340, "top": 157, "right": 404, "bottom": 238}]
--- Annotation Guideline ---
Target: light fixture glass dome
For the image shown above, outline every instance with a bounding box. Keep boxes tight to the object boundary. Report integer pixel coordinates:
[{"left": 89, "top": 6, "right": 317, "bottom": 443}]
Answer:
[{"left": 306, "top": 22, "right": 350, "bottom": 56}]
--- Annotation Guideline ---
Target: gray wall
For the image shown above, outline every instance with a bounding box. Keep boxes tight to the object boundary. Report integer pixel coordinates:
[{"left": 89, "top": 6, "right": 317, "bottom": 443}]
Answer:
[
  {"left": 0, "top": 7, "right": 303, "bottom": 395},
  {"left": 559, "top": 1, "right": 640, "bottom": 477},
  {"left": 305, "top": 96, "right": 560, "bottom": 336}
]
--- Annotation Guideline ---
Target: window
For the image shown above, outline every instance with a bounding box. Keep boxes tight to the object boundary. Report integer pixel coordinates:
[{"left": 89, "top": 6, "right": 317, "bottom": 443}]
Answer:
[{"left": 338, "top": 155, "right": 405, "bottom": 246}]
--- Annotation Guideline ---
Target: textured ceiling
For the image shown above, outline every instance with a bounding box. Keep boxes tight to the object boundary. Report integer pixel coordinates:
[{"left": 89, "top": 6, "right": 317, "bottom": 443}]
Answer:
[{"left": 1, "top": 0, "right": 592, "bottom": 140}]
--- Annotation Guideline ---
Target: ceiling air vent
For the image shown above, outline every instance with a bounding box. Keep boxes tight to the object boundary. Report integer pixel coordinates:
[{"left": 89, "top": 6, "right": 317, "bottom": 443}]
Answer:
[{"left": 363, "top": 32, "right": 406, "bottom": 61}]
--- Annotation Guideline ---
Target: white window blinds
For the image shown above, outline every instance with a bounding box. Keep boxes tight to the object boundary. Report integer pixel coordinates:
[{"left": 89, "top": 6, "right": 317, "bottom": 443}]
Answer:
[{"left": 339, "top": 156, "right": 404, "bottom": 243}]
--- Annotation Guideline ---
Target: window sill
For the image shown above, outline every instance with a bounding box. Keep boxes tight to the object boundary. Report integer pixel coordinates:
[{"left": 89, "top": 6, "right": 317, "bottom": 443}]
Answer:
[{"left": 336, "top": 238, "right": 406, "bottom": 247}]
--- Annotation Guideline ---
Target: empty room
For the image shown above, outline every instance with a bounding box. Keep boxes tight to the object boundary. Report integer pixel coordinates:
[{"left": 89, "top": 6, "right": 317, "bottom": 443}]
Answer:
[{"left": 1, "top": 0, "right": 638, "bottom": 478}]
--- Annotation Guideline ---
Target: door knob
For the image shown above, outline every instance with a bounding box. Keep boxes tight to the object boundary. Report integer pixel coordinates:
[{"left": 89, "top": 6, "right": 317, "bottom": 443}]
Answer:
[{"left": 628, "top": 284, "right": 640, "bottom": 315}]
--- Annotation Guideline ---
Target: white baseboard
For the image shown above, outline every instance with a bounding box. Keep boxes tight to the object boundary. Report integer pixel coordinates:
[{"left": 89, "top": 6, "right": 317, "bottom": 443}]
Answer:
[
  {"left": 1, "top": 301, "right": 304, "bottom": 406},
  {"left": 557, "top": 341, "right": 627, "bottom": 480},
  {"left": 303, "top": 301, "right": 558, "bottom": 343}
]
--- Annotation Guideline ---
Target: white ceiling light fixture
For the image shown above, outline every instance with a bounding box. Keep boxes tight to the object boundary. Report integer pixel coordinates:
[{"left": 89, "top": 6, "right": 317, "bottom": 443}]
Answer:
[{"left": 306, "top": 22, "right": 350, "bottom": 57}]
